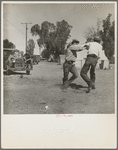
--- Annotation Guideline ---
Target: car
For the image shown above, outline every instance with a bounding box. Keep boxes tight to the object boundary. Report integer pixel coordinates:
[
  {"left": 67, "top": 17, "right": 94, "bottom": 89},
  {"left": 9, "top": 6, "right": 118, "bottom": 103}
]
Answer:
[{"left": 3, "top": 48, "right": 33, "bottom": 75}]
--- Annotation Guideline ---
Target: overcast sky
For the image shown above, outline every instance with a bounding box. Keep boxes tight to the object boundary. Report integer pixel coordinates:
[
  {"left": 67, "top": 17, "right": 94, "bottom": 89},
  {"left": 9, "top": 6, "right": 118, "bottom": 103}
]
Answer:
[{"left": 3, "top": 2, "right": 115, "bottom": 54}]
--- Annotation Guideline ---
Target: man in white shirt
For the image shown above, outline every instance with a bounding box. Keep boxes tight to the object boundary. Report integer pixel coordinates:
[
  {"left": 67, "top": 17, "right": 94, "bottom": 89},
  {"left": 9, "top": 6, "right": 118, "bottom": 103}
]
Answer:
[
  {"left": 80, "top": 37, "right": 103, "bottom": 93},
  {"left": 62, "top": 39, "right": 86, "bottom": 91}
]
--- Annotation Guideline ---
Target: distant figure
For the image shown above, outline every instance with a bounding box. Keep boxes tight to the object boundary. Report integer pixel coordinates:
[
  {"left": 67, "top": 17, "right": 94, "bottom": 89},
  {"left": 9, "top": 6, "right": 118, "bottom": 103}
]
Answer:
[
  {"left": 23, "top": 50, "right": 33, "bottom": 69},
  {"left": 80, "top": 36, "right": 103, "bottom": 93},
  {"left": 4, "top": 53, "right": 15, "bottom": 69},
  {"left": 62, "top": 39, "right": 86, "bottom": 92},
  {"left": 10, "top": 57, "right": 15, "bottom": 68},
  {"left": 48, "top": 54, "right": 54, "bottom": 62}
]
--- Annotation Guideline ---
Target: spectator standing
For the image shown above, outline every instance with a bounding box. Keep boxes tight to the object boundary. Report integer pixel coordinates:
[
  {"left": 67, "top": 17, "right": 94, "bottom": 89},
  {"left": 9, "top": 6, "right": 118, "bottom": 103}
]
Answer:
[{"left": 23, "top": 50, "right": 33, "bottom": 69}]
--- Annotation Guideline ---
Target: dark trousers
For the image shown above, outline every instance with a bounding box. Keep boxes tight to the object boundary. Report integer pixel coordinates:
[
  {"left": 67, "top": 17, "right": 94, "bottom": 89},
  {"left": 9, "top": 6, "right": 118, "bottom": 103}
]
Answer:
[
  {"left": 26, "top": 60, "right": 33, "bottom": 69},
  {"left": 80, "top": 56, "right": 98, "bottom": 86},
  {"left": 5, "top": 60, "right": 13, "bottom": 69},
  {"left": 63, "top": 61, "right": 78, "bottom": 88}
]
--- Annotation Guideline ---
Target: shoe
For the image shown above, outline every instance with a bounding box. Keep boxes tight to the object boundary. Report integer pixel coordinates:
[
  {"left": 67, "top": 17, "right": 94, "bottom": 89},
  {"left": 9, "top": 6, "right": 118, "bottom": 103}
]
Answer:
[
  {"left": 86, "top": 85, "right": 92, "bottom": 93},
  {"left": 92, "top": 86, "right": 95, "bottom": 89},
  {"left": 62, "top": 89, "right": 67, "bottom": 92},
  {"left": 62, "top": 87, "right": 67, "bottom": 92}
]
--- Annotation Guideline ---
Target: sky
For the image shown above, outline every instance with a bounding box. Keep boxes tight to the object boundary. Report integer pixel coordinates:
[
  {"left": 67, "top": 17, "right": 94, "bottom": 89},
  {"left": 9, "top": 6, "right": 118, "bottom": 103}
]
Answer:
[{"left": 3, "top": 2, "right": 116, "bottom": 54}]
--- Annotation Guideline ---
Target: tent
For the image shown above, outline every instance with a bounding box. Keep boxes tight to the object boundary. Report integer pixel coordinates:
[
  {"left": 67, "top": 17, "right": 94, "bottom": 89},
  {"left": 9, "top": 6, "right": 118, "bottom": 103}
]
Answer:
[
  {"left": 75, "top": 50, "right": 88, "bottom": 69},
  {"left": 59, "top": 55, "right": 65, "bottom": 64},
  {"left": 96, "top": 50, "right": 109, "bottom": 69}
]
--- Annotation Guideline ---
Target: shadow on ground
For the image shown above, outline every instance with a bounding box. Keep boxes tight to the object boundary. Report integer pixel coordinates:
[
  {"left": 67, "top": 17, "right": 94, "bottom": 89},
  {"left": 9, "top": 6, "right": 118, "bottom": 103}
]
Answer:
[
  {"left": 55, "top": 83, "right": 88, "bottom": 90},
  {"left": 70, "top": 83, "right": 88, "bottom": 89},
  {"left": 3, "top": 70, "right": 28, "bottom": 76}
]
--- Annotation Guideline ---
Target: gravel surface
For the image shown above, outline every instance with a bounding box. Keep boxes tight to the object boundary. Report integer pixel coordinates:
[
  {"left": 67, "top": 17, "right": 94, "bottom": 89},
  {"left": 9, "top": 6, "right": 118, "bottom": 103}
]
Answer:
[{"left": 3, "top": 61, "right": 115, "bottom": 114}]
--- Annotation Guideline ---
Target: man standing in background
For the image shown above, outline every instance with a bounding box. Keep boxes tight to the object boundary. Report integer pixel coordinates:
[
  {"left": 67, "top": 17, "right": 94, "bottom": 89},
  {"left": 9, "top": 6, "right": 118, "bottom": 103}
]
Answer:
[
  {"left": 23, "top": 50, "right": 33, "bottom": 69},
  {"left": 80, "top": 37, "right": 103, "bottom": 93}
]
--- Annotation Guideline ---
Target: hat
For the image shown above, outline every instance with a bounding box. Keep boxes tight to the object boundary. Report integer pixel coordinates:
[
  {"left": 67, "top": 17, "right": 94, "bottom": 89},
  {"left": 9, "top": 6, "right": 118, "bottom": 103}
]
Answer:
[
  {"left": 72, "top": 39, "right": 79, "bottom": 44},
  {"left": 93, "top": 36, "right": 101, "bottom": 43}
]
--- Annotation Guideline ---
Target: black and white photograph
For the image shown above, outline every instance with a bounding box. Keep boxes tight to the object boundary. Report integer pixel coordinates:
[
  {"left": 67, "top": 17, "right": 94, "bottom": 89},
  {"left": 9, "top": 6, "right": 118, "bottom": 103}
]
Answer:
[{"left": 1, "top": 1, "right": 117, "bottom": 148}]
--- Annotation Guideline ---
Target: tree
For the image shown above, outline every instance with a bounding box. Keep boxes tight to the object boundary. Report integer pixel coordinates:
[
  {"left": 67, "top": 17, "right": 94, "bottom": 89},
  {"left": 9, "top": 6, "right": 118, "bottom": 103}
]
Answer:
[
  {"left": 84, "top": 18, "right": 102, "bottom": 41},
  {"left": 84, "top": 26, "right": 97, "bottom": 40},
  {"left": 27, "top": 39, "right": 35, "bottom": 57},
  {"left": 30, "top": 20, "right": 72, "bottom": 59},
  {"left": 55, "top": 20, "right": 72, "bottom": 54},
  {"left": 84, "top": 14, "right": 115, "bottom": 61},
  {"left": 100, "top": 14, "right": 115, "bottom": 60},
  {"left": 31, "top": 22, "right": 55, "bottom": 59},
  {"left": 31, "top": 24, "right": 41, "bottom": 36},
  {"left": 3, "top": 39, "right": 16, "bottom": 48}
]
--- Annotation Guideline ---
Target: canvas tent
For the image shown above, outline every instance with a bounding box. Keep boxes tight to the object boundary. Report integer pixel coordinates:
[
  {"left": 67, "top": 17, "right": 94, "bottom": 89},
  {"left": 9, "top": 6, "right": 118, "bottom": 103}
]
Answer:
[
  {"left": 59, "top": 55, "right": 65, "bottom": 64},
  {"left": 96, "top": 50, "right": 109, "bottom": 69},
  {"left": 75, "top": 50, "right": 88, "bottom": 69}
]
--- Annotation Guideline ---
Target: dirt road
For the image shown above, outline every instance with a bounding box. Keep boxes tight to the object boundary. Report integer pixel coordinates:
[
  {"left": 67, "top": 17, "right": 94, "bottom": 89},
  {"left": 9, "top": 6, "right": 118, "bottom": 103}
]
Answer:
[{"left": 3, "top": 61, "right": 115, "bottom": 114}]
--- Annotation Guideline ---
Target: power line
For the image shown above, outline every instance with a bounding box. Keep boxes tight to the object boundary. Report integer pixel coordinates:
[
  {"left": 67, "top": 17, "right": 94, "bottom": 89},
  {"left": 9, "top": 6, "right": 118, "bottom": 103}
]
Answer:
[
  {"left": 3, "top": 7, "right": 25, "bottom": 29},
  {"left": 3, "top": 17, "right": 25, "bottom": 35},
  {"left": 15, "top": 5, "right": 31, "bottom": 24}
]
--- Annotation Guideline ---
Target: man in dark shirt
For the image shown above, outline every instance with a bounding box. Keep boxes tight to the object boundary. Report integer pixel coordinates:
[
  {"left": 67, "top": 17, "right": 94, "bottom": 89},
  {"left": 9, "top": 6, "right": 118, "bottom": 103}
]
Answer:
[{"left": 23, "top": 50, "right": 33, "bottom": 69}]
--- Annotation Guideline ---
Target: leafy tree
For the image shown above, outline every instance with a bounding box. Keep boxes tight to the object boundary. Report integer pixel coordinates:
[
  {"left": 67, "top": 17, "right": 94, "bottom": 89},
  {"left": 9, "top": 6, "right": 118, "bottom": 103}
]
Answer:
[
  {"left": 31, "top": 22, "right": 55, "bottom": 59},
  {"left": 27, "top": 39, "right": 35, "bottom": 57},
  {"left": 84, "top": 14, "right": 115, "bottom": 62},
  {"left": 84, "top": 18, "right": 102, "bottom": 41},
  {"left": 3, "top": 39, "right": 16, "bottom": 48},
  {"left": 31, "top": 24, "right": 41, "bottom": 36},
  {"left": 100, "top": 14, "right": 115, "bottom": 60},
  {"left": 84, "top": 26, "right": 97, "bottom": 40},
  {"left": 55, "top": 20, "right": 72, "bottom": 54},
  {"left": 31, "top": 20, "right": 72, "bottom": 59},
  {"left": 41, "top": 49, "right": 49, "bottom": 59}
]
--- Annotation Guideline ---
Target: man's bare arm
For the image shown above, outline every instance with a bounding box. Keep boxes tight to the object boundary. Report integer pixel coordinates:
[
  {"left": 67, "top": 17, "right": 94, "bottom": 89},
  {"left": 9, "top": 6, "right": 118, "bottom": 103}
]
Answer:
[{"left": 69, "top": 45, "right": 88, "bottom": 52}]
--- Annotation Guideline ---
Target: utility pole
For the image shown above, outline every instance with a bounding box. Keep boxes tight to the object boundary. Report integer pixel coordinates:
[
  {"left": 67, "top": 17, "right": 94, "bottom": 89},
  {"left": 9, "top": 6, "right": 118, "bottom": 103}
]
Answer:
[{"left": 21, "top": 23, "right": 32, "bottom": 52}]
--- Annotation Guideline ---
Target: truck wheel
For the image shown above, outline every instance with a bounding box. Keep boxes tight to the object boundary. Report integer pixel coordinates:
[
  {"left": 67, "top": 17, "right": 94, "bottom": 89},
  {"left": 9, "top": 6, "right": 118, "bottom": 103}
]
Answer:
[{"left": 26, "top": 70, "right": 30, "bottom": 75}]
